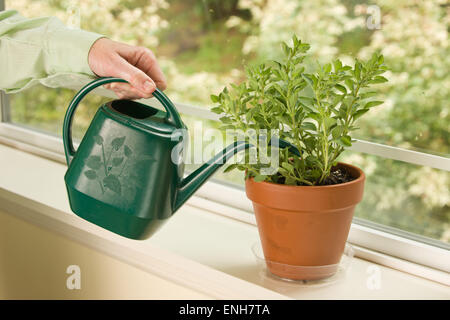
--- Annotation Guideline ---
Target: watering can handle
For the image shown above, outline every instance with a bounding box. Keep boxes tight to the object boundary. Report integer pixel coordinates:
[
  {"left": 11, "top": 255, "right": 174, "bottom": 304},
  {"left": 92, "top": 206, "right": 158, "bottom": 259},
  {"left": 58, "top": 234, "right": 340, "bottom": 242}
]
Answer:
[{"left": 63, "top": 77, "right": 183, "bottom": 165}]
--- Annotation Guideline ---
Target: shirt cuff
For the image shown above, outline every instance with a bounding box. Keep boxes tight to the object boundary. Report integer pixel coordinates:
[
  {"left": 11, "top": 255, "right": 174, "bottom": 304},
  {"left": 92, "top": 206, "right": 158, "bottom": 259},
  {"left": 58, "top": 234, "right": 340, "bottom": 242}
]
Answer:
[{"left": 46, "top": 27, "right": 105, "bottom": 76}]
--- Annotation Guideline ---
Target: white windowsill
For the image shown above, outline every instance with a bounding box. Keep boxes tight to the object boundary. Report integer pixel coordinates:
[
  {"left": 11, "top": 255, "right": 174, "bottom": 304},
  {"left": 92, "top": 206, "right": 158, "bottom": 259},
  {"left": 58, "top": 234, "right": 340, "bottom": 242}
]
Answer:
[{"left": 0, "top": 143, "right": 449, "bottom": 299}]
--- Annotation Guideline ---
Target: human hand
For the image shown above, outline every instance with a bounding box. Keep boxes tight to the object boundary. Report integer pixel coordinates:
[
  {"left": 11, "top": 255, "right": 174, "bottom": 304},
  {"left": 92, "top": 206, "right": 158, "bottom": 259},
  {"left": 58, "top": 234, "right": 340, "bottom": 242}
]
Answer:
[{"left": 88, "top": 38, "right": 167, "bottom": 99}]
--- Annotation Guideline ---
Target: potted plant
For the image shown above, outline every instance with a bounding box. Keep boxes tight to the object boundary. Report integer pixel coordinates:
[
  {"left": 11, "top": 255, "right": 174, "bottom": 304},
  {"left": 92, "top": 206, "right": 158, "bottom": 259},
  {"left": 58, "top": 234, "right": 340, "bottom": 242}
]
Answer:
[{"left": 211, "top": 36, "right": 388, "bottom": 280}]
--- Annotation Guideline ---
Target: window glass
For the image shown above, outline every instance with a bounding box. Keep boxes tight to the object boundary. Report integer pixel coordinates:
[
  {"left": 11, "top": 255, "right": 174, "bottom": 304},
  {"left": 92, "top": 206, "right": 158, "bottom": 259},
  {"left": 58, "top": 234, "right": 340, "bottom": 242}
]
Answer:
[{"left": 4, "top": 0, "right": 449, "bottom": 244}]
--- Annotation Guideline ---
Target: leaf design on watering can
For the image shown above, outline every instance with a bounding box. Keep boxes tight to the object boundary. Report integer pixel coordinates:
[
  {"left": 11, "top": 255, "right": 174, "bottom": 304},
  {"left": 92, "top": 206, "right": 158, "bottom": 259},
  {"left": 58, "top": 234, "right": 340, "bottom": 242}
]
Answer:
[
  {"left": 111, "top": 136, "right": 126, "bottom": 151},
  {"left": 84, "top": 170, "right": 97, "bottom": 180},
  {"left": 103, "top": 174, "right": 121, "bottom": 195},
  {"left": 86, "top": 155, "right": 102, "bottom": 170},
  {"left": 112, "top": 157, "right": 124, "bottom": 166},
  {"left": 124, "top": 145, "right": 132, "bottom": 157},
  {"left": 94, "top": 135, "right": 104, "bottom": 145},
  {"left": 84, "top": 135, "right": 143, "bottom": 197}
]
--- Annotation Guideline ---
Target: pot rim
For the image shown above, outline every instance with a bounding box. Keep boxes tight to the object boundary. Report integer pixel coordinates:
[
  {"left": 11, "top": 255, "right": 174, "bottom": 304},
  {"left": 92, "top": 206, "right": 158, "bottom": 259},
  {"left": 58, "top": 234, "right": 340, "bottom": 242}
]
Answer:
[{"left": 246, "top": 162, "right": 365, "bottom": 190}]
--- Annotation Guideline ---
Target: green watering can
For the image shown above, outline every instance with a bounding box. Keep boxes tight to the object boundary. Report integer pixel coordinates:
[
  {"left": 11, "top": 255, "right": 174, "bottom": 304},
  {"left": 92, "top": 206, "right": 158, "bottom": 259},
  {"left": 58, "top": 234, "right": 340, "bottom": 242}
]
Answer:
[
  {"left": 63, "top": 77, "right": 252, "bottom": 239},
  {"left": 64, "top": 77, "right": 298, "bottom": 240}
]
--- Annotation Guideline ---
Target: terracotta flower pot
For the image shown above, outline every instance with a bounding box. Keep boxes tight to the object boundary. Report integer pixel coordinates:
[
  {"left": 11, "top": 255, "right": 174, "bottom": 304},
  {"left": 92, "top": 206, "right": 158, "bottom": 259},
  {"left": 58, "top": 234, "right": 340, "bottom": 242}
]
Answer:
[{"left": 246, "top": 162, "right": 365, "bottom": 280}]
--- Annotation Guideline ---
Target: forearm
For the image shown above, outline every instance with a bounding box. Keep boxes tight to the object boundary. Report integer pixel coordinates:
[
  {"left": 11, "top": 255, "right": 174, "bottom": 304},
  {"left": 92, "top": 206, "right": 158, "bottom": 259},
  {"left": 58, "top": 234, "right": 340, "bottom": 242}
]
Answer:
[{"left": 0, "top": 10, "right": 104, "bottom": 93}]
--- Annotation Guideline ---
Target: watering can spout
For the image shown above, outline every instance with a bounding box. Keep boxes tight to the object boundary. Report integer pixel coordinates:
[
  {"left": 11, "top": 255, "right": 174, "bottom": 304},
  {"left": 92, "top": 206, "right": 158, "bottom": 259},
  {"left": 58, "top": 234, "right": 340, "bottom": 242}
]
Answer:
[
  {"left": 174, "top": 137, "right": 301, "bottom": 212},
  {"left": 174, "top": 141, "right": 251, "bottom": 211}
]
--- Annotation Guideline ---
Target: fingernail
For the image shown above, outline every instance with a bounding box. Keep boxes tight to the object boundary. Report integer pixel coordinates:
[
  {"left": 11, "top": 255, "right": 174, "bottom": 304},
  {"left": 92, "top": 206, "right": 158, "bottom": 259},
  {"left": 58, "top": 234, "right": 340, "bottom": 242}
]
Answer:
[{"left": 143, "top": 80, "right": 155, "bottom": 93}]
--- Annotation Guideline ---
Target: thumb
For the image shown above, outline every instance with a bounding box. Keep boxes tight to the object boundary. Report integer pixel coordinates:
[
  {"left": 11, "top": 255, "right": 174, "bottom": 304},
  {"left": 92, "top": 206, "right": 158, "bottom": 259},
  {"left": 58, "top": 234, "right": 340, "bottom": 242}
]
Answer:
[{"left": 112, "top": 55, "right": 156, "bottom": 94}]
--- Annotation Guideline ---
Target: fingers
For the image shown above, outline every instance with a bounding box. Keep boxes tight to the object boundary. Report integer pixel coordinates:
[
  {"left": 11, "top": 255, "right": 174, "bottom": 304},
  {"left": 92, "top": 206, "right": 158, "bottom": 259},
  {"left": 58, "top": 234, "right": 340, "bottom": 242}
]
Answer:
[
  {"left": 135, "top": 48, "right": 167, "bottom": 91},
  {"left": 89, "top": 38, "right": 167, "bottom": 98},
  {"left": 117, "top": 45, "right": 167, "bottom": 91},
  {"left": 110, "top": 54, "right": 157, "bottom": 98},
  {"left": 104, "top": 82, "right": 152, "bottom": 100}
]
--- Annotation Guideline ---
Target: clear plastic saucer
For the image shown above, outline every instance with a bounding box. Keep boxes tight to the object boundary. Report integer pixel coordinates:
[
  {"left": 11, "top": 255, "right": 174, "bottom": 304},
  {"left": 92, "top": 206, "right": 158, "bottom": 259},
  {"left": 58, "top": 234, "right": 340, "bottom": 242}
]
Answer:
[{"left": 251, "top": 242, "right": 354, "bottom": 287}]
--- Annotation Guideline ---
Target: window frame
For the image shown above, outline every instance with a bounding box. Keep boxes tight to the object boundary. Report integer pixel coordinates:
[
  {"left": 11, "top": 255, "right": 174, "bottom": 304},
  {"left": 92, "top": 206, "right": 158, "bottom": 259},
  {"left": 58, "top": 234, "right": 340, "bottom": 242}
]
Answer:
[
  {"left": 1, "top": 0, "right": 449, "bottom": 278},
  {"left": 1, "top": 93, "right": 449, "bottom": 274}
]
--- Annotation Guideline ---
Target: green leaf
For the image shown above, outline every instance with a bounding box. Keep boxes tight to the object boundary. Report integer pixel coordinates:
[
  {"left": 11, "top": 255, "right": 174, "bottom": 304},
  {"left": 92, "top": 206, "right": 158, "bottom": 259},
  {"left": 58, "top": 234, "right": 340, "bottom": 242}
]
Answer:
[
  {"left": 103, "top": 174, "right": 121, "bottom": 194},
  {"left": 112, "top": 157, "right": 124, "bottom": 166},
  {"left": 223, "top": 164, "right": 237, "bottom": 173},
  {"left": 281, "top": 42, "right": 290, "bottom": 56},
  {"left": 370, "top": 76, "right": 388, "bottom": 84},
  {"left": 335, "top": 84, "right": 347, "bottom": 94},
  {"left": 298, "top": 96, "right": 316, "bottom": 108},
  {"left": 333, "top": 59, "right": 342, "bottom": 72},
  {"left": 338, "top": 136, "right": 352, "bottom": 147},
  {"left": 124, "top": 145, "right": 132, "bottom": 158},
  {"left": 281, "top": 162, "right": 294, "bottom": 172},
  {"left": 345, "top": 79, "right": 354, "bottom": 91},
  {"left": 354, "top": 61, "right": 361, "bottom": 79},
  {"left": 324, "top": 117, "right": 337, "bottom": 130},
  {"left": 303, "top": 137, "right": 316, "bottom": 151},
  {"left": 84, "top": 170, "right": 97, "bottom": 180},
  {"left": 359, "top": 91, "right": 377, "bottom": 100},
  {"left": 210, "top": 94, "right": 219, "bottom": 103},
  {"left": 111, "top": 136, "right": 126, "bottom": 151},
  {"left": 302, "top": 74, "right": 313, "bottom": 87},
  {"left": 219, "top": 116, "right": 232, "bottom": 124},
  {"left": 285, "top": 177, "right": 297, "bottom": 185},
  {"left": 94, "top": 135, "right": 103, "bottom": 145},
  {"left": 254, "top": 174, "right": 267, "bottom": 182},
  {"left": 86, "top": 155, "right": 101, "bottom": 170},
  {"left": 338, "top": 104, "right": 348, "bottom": 118},
  {"left": 277, "top": 167, "right": 289, "bottom": 176},
  {"left": 365, "top": 101, "right": 383, "bottom": 108},
  {"left": 352, "top": 108, "right": 370, "bottom": 120},
  {"left": 305, "top": 155, "right": 320, "bottom": 165},
  {"left": 211, "top": 107, "right": 222, "bottom": 114},
  {"left": 301, "top": 122, "right": 316, "bottom": 131},
  {"left": 331, "top": 126, "right": 343, "bottom": 139},
  {"left": 293, "top": 156, "right": 304, "bottom": 170},
  {"left": 292, "top": 35, "right": 299, "bottom": 47},
  {"left": 308, "top": 112, "right": 322, "bottom": 122}
]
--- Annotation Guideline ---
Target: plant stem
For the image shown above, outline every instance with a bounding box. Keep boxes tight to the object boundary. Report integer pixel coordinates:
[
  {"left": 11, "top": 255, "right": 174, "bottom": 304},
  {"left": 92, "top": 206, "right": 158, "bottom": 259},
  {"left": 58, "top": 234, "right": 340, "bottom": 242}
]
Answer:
[
  {"left": 118, "top": 158, "right": 128, "bottom": 177},
  {"left": 97, "top": 178, "right": 104, "bottom": 194},
  {"left": 313, "top": 82, "right": 330, "bottom": 184},
  {"left": 101, "top": 143, "right": 108, "bottom": 176},
  {"left": 292, "top": 171, "right": 313, "bottom": 186},
  {"left": 329, "top": 77, "right": 364, "bottom": 168},
  {"left": 106, "top": 148, "right": 113, "bottom": 168}
]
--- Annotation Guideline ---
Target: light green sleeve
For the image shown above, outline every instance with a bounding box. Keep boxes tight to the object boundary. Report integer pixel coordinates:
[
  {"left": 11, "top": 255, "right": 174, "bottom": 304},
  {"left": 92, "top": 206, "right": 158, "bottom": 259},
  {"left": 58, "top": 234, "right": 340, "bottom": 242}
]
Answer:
[{"left": 0, "top": 10, "right": 104, "bottom": 93}]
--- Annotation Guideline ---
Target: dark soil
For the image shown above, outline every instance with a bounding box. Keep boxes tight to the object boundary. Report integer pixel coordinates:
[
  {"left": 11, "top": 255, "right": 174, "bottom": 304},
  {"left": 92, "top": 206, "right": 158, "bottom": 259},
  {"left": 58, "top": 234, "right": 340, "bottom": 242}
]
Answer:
[
  {"left": 274, "top": 166, "right": 356, "bottom": 186},
  {"left": 319, "top": 166, "right": 356, "bottom": 185}
]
